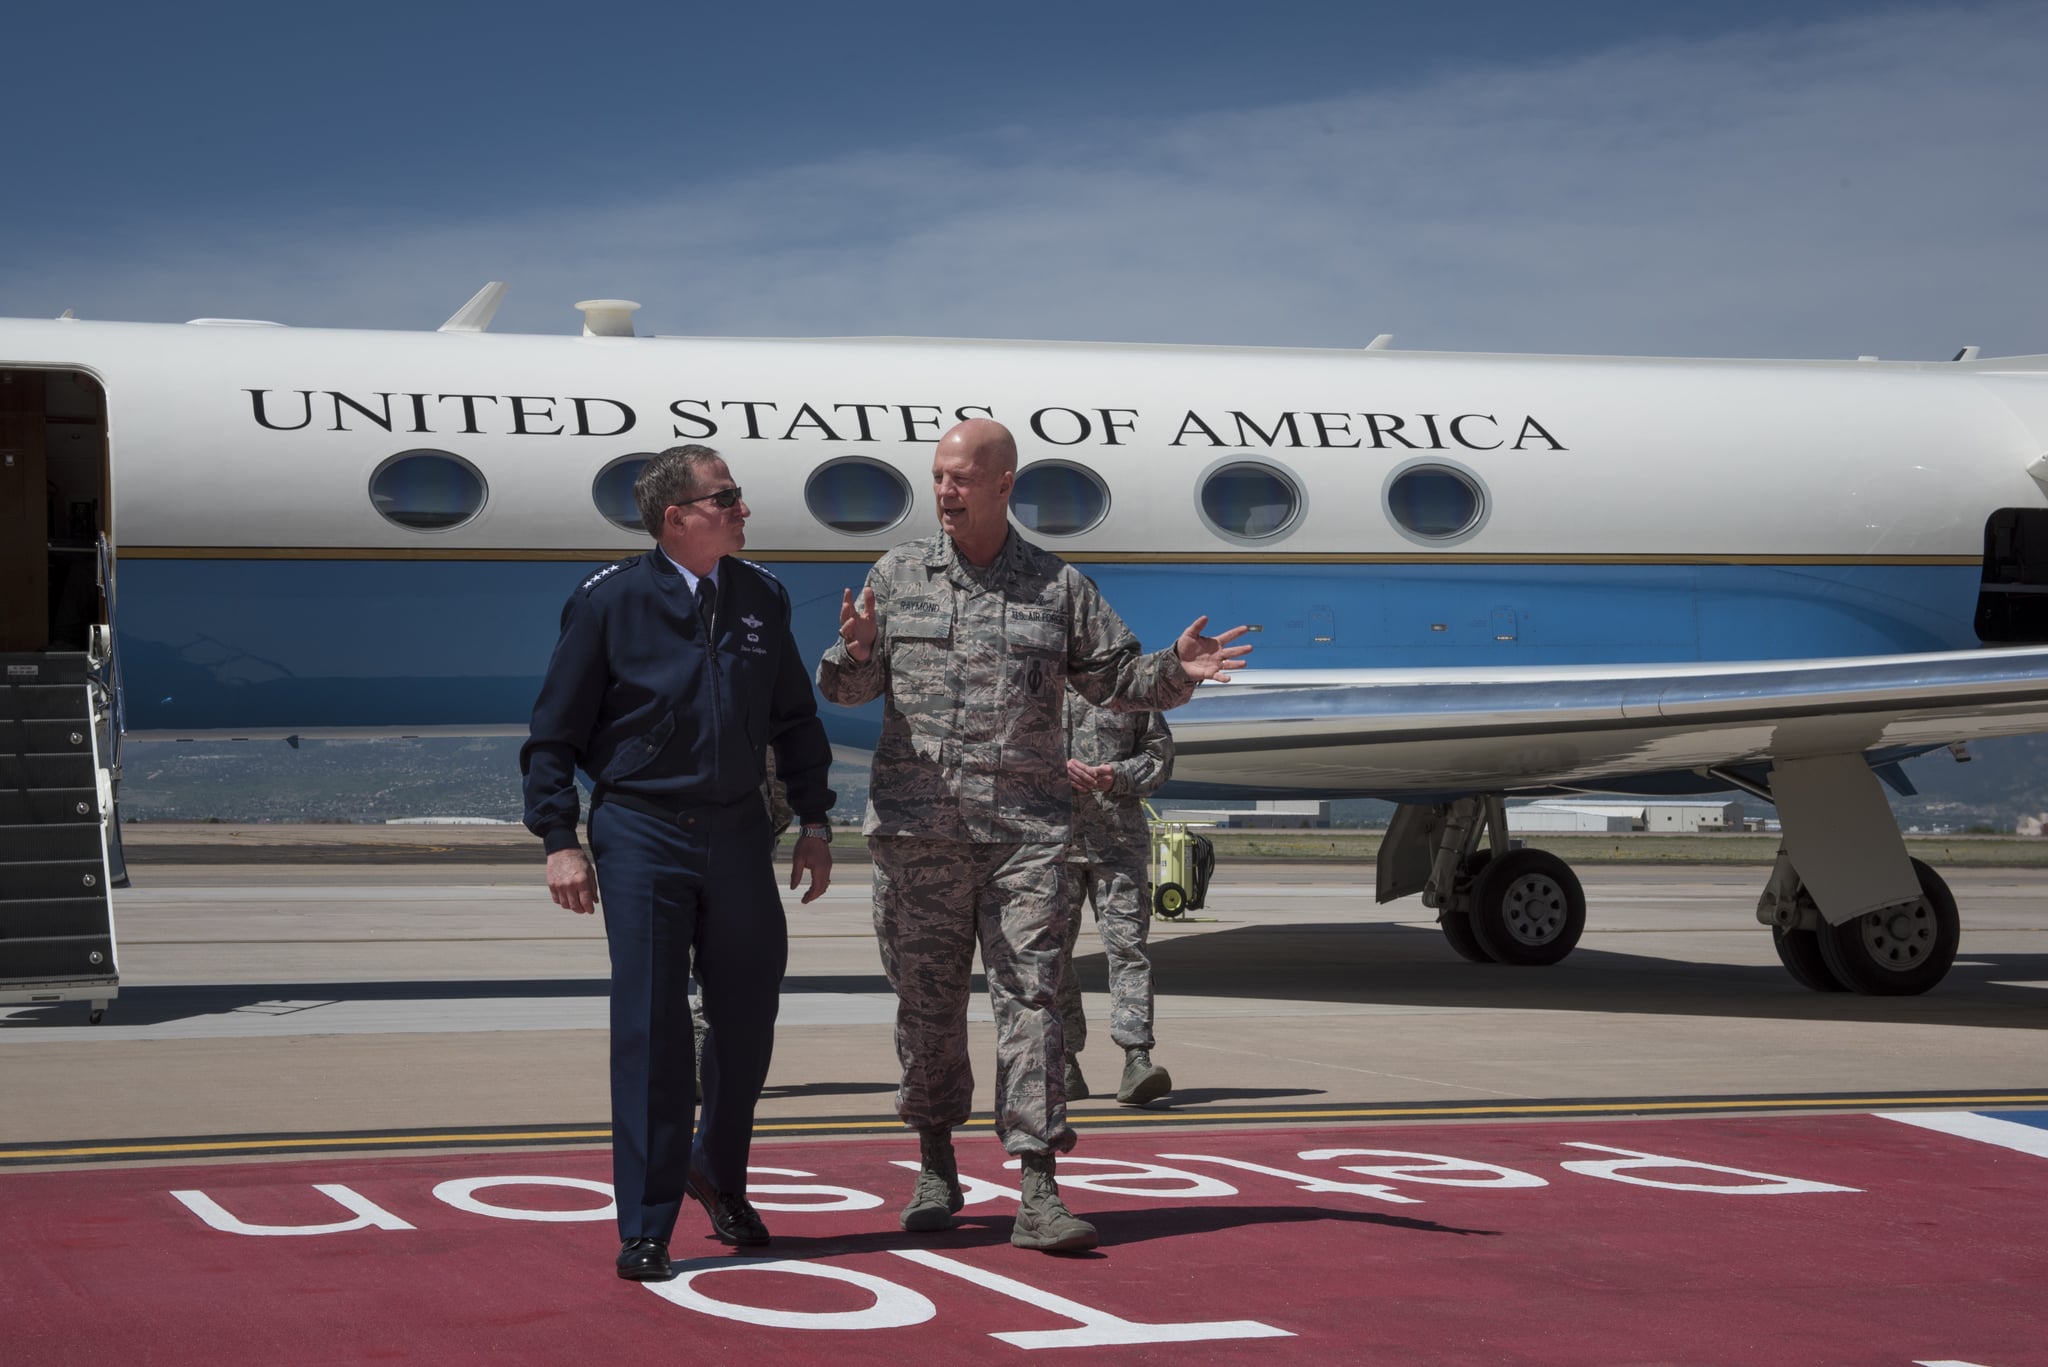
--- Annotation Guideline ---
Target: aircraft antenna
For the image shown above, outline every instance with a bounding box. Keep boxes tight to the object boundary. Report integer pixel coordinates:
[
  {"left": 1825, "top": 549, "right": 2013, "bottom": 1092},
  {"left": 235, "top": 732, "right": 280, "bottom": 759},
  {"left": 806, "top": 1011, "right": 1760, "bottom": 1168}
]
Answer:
[
  {"left": 439, "top": 282, "right": 508, "bottom": 334},
  {"left": 1364, "top": 334, "right": 1394, "bottom": 350},
  {"left": 1952, "top": 346, "right": 1981, "bottom": 362}
]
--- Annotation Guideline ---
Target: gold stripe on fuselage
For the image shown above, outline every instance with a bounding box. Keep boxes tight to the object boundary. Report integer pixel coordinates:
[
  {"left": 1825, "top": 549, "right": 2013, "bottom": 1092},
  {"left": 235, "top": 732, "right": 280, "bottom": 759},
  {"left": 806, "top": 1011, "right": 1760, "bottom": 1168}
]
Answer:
[{"left": 112, "top": 546, "right": 1983, "bottom": 566}]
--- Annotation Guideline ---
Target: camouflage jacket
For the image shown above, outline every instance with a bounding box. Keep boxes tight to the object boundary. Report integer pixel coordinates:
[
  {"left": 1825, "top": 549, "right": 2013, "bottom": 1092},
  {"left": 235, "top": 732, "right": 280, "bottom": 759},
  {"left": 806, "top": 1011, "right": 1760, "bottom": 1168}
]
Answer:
[
  {"left": 816, "top": 531, "right": 1195, "bottom": 842},
  {"left": 1065, "top": 690, "right": 1174, "bottom": 862}
]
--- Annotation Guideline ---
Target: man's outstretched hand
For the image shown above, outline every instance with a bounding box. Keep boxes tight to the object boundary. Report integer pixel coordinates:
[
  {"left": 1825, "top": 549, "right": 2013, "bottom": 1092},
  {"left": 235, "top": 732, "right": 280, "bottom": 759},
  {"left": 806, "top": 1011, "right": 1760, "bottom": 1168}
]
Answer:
[
  {"left": 838, "top": 587, "right": 877, "bottom": 662},
  {"left": 1174, "top": 615, "right": 1254, "bottom": 681}
]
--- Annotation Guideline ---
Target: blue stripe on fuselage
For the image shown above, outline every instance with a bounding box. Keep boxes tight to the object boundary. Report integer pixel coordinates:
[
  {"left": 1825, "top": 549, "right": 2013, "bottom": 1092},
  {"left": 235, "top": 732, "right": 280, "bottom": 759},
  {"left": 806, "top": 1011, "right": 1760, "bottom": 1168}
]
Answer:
[{"left": 115, "top": 557, "right": 1983, "bottom": 739}]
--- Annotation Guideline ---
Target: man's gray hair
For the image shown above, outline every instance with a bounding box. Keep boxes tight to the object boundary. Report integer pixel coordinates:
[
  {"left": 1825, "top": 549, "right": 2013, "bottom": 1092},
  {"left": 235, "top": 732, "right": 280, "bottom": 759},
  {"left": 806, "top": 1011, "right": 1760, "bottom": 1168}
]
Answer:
[{"left": 633, "top": 445, "right": 724, "bottom": 536}]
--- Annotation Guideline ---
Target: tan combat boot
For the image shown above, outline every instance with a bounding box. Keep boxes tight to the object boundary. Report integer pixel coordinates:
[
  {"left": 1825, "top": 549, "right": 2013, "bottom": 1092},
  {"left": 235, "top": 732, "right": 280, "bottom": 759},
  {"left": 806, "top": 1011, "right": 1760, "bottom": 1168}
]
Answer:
[
  {"left": 1064, "top": 1054, "right": 1089, "bottom": 1102},
  {"left": 1010, "top": 1151, "right": 1098, "bottom": 1251},
  {"left": 900, "top": 1127, "right": 965, "bottom": 1232},
  {"left": 1116, "top": 1047, "right": 1172, "bottom": 1106}
]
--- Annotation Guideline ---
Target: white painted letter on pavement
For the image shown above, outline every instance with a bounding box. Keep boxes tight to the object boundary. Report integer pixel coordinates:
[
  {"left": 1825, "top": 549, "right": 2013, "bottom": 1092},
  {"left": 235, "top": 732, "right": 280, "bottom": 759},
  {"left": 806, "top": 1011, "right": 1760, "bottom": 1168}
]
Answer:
[
  {"left": 171, "top": 1183, "right": 415, "bottom": 1236},
  {"left": 646, "top": 1257, "right": 936, "bottom": 1331},
  {"left": 894, "top": 1249, "right": 1291, "bottom": 1348},
  {"left": 1557, "top": 1142, "right": 1859, "bottom": 1194},
  {"left": 431, "top": 1176, "right": 615, "bottom": 1222}
]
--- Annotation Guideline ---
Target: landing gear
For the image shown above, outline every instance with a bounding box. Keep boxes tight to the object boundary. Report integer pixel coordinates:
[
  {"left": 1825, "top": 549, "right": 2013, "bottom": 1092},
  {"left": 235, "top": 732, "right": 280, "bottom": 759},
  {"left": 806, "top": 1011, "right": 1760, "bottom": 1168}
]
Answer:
[
  {"left": 1380, "top": 796, "right": 1588, "bottom": 968},
  {"left": 1758, "top": 850, "right": 1959, "bottom": 996},
  {"left": 1469, "top": 849, "right": 1586, "bottom": 966},
  {"left": 1813, "top": 858, "right": 1959, "bottom": 996},
  {"left": 1436, "top": 851, "right": 1494, "bottom": 963},
  {"left": 1764, "top": 877, "right": 1846, "bottom": 991},
  {"left": 1770, "top": 925, "right": 1846, "bottom": 993}
]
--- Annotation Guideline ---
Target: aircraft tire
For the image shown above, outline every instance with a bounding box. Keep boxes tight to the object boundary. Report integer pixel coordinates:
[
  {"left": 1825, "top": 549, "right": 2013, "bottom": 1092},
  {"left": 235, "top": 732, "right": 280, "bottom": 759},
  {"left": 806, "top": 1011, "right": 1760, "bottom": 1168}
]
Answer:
[
  {"left": 1469, "top": 849, "right": 1585, "bottom": 966},
  {"left": 1770, "top": 925, "right": 1846, "bottom": 992},
  {"left": 1814, "top": 857, "right": 1959, "bottom": 996},
  {"left": 1439, "top": 850, "right": 1497, "bottom": 962},
  {"left": 1438, "top": 911, "right": 1495, "bottom": 963}
]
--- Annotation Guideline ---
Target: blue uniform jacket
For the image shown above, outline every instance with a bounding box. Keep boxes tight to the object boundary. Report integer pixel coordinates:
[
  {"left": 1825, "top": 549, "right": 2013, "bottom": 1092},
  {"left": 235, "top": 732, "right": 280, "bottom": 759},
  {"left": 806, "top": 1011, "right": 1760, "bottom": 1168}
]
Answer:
[{"left": 520, "top": 550, "right": 835, "bottom": 853}]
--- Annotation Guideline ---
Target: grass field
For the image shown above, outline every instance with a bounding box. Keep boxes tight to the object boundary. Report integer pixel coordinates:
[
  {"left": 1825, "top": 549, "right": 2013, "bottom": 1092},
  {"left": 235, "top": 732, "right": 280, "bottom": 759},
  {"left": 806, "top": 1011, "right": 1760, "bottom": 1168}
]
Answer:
[{"left": 1199, "top": 829, "right": 2048, "bottom": 867}]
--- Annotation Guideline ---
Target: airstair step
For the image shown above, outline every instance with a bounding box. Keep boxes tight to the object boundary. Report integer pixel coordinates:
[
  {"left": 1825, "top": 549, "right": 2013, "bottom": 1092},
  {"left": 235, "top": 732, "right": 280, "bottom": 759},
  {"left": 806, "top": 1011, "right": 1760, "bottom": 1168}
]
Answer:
[
  {"left": 0, "top": 790, "right": 101, "bottom": 824},
  {"left": 0, "top": 654, "right": 88, "bottom": 687},
  {"left": 0, "top": 684, "right": 94, "bottom": 722},
  {"left": 0, "top": 859, "right": 110, "bottom": 901},
  {"left": 0, "top": 897, "right": 115, "bottom": 940},
  {"left": 6, "top": 719, "right": 96, "bottom": 755},
  {"left": 0, "top": 754, "right": 95, "bottom": 789},
  {"left": 0, "top": 934, "right": 116, "bottom": 984},
  {"left": 0, "top": 825, "right": 102, "bottom": 863}
]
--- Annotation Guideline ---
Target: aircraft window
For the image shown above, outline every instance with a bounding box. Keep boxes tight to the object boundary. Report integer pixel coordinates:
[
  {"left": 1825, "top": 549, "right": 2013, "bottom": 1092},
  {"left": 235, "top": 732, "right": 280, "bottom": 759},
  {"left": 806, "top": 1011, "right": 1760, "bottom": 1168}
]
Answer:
[
  {"left": 1010, "top": 460, "right": 1108, "bottom": 536},
  {"left": 1199, "top": 461, "right": 1300, "bottom": 539},
  {"left": 1387, "top": 464, "right": 1484, "bottom": 539},
  {"left": 592, "top": 453, "right": 657, "bottom": 532},
  {"left": 368, "top": 450, "right": 487, "bottom": 531},
  {"left": 806, "top": 457, "right": 911, "bottom": 534}
]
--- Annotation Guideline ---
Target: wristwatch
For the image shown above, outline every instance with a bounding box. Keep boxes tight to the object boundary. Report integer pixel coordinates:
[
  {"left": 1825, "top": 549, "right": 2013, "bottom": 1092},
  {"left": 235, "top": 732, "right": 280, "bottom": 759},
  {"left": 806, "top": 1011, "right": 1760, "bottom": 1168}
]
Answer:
[{"left": 798, "top": 823, "right": 833, "bottom": 844}]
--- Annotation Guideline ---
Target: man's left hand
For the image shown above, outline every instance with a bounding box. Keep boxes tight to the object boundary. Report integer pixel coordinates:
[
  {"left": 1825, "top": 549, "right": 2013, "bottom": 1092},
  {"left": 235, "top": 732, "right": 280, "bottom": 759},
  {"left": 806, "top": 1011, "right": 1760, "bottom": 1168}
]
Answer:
[
  {"left": 1174, "top": 615, "right": 1255, "bottom": 681},
  {"left": 790, "top": 835, "right": 833, "bottom": 904}
]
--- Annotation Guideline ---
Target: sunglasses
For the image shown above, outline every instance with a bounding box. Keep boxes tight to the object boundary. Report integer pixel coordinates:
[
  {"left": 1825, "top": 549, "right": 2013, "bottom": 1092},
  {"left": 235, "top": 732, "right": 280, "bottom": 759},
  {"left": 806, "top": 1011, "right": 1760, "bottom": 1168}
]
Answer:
[{"left": 676, "top": 486, "right": 744, "bottom": 510}]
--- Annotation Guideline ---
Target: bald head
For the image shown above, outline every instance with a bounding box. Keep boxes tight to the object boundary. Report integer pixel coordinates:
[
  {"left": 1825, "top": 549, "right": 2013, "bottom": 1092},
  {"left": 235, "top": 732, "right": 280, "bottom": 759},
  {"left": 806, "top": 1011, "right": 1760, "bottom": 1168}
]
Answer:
[
  {"left": 931, "top": 418, "right": 1017, "bottom": 566},
  {"left": 937, "top": 418, "right": 1018, "bottom": 477}
]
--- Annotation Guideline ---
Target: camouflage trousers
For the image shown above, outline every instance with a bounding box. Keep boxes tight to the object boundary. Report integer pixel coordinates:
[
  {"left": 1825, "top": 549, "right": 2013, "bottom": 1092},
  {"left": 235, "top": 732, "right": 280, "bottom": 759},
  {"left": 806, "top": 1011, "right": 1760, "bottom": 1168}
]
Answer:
[
  {"left": 869, "top": 837, "right": 1075, "bottom": 1155},
  {"left": 1057, "top": 855, "right": 1156, "bottom": 1054}
]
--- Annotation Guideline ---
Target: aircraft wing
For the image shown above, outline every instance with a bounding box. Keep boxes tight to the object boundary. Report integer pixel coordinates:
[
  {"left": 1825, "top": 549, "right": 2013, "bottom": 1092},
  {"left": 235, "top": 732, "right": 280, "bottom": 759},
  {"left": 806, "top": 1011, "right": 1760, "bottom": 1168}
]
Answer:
[{"left": 1165, "top": 645, "right": 2048, "bottom": 797}]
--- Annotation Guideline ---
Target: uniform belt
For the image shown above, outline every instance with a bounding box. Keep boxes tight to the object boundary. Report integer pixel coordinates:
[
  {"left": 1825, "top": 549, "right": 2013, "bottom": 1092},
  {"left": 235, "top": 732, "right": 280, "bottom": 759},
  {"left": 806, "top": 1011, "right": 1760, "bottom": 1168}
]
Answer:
[{"left": 599, "top": 791, "right": 756, "bottom": 825}]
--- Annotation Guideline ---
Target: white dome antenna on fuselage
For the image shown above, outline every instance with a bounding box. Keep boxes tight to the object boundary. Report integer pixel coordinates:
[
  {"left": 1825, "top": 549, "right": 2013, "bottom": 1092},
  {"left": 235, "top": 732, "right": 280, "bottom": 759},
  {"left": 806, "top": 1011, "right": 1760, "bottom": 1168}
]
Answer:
[{"left": 575, "top": 299, "right": 640, "bottom": 338}]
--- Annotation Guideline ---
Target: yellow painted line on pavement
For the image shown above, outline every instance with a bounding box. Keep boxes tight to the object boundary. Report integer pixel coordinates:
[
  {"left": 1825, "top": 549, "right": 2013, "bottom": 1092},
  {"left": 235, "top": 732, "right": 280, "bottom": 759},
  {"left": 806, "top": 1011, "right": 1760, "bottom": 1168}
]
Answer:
[{"left": 9, "top": 1092, "right": 2048, "bottom": 1165}]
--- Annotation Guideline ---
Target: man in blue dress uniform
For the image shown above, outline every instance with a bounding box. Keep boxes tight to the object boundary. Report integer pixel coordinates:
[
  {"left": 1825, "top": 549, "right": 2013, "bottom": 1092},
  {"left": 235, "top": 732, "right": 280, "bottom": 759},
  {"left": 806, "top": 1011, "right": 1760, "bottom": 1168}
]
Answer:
[{"left": 521, "top": 444, "right": 835, "bottom": 1281}]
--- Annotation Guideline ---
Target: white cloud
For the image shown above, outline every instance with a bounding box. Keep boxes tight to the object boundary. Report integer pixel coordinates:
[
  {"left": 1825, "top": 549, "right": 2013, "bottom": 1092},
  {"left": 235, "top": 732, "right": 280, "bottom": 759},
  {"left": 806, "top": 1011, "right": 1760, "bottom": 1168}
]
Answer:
[{"left": 9, "top": 4, "right": 2046, "bottom": 360}]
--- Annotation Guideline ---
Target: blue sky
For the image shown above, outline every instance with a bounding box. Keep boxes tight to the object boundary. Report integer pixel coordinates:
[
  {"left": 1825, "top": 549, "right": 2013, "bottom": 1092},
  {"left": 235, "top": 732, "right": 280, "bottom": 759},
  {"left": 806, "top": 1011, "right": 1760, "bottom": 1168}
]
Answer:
[{"left": 5, "top": 1, "right": 2045, "bottom": 358}]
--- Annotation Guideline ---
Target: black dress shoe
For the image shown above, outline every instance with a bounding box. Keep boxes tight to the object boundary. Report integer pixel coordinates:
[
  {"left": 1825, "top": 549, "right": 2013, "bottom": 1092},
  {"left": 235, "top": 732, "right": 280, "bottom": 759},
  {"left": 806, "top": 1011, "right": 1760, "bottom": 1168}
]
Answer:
[
  {"left": 687, "top": 1168, "right": 770, "bottom": 1247},
  {"left": 615, "top": 1237, "right": 672, "bottom": 1281}
]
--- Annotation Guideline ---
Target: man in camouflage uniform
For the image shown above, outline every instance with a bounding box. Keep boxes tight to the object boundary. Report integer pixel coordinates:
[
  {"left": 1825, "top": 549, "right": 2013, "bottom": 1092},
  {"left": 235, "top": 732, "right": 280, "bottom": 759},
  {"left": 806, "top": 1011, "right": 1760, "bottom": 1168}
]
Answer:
[
  {"left": 816, "top": 418, "right": 1250, "bottom": 1253},
  {"left": 1058, "top": 689, "right": 1175, "bottom": 1108}
]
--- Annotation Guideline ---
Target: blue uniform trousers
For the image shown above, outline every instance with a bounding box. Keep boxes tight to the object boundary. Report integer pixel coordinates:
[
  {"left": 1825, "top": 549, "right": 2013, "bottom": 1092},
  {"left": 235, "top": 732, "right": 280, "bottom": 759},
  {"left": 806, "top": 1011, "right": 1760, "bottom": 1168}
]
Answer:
[{"left": 589, "top": 798, "right": 786, "bottom": 1242}]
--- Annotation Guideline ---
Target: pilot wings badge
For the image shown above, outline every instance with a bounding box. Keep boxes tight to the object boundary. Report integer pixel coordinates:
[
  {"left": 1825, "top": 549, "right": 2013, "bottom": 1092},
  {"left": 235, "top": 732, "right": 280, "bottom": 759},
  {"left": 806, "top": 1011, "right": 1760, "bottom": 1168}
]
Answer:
[{"left": 741, "top": 614, "right": 763, "bottom": 630}]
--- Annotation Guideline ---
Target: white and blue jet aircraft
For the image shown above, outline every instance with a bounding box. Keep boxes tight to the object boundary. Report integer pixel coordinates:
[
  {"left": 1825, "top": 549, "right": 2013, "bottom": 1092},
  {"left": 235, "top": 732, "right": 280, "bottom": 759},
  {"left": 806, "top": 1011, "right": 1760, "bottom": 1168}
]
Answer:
[{"left": 6, "top": 284, "right": 2048, "bottom": 998}]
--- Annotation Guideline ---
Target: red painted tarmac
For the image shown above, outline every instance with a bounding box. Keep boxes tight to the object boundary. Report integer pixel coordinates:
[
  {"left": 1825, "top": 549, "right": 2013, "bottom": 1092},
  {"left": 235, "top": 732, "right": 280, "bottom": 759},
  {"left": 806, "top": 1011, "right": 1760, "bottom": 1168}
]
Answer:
[{"left": 7, "top": 1114, "right": 2045, "bottom": 1366}]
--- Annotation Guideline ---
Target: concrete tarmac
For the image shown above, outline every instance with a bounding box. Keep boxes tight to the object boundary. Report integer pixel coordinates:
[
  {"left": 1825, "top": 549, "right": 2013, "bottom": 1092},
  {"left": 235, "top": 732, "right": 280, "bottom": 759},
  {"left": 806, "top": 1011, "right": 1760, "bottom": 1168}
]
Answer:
[{"left": 5, "top": 858, "right": 2047, "bottom": 1151}]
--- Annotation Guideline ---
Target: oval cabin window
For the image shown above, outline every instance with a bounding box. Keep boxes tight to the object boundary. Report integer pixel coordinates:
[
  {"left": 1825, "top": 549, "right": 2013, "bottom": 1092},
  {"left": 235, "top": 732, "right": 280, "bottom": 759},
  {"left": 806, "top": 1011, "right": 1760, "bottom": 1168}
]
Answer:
[
  {"left": 806, "top": 458, "right": 912, "bottom": 534},
  {"left": 592, "top": 454, "right": 655, "bottom": 532},
  {"left": 1011, "top": 461, "right": 1109, "bottom": 536},
  {"left": 369, "top": 451, "right": 488, "bottom": 531},
  {"left": 1387, "top": 465, "right": 1484, "bottom": 539},
  {"left": 1199, "top": 461, "right": 1300, "bottom": 539}
]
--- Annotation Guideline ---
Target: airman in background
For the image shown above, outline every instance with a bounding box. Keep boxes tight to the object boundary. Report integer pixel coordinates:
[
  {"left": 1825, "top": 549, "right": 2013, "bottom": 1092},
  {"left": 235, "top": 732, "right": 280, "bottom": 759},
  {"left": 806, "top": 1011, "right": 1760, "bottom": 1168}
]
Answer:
[{"left": 1058, "top": 689, "right": 1175, "bottom": 1107}]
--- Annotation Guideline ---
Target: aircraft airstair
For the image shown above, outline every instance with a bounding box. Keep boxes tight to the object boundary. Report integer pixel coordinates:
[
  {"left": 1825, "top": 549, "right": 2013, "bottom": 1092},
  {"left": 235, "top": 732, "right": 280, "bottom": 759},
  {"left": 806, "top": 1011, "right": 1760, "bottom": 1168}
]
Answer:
[{"left": 1, "top": 647, "right": 119, "bottom": 1023}]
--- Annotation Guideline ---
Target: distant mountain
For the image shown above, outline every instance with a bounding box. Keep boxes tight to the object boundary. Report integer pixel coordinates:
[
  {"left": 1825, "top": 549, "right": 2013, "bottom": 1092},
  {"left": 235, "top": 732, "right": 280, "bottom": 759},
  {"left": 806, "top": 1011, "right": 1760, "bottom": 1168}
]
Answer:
[
  {"left": 1887, "top": 732, "right": 2048, "bottom": 831},
  {"left": 114, "top": 732, "right": 2046, "bottom": 832},
  {"left": 117, "top": 736, "right": 871, "bottom": 826}
]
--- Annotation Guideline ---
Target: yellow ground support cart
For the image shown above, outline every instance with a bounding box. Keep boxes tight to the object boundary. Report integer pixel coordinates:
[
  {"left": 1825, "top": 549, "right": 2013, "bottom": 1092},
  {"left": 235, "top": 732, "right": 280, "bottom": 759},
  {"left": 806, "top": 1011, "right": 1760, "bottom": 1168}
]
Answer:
[{"left": 1144, "top": 803, "right": 1216, "bottom": 919}]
